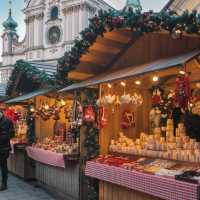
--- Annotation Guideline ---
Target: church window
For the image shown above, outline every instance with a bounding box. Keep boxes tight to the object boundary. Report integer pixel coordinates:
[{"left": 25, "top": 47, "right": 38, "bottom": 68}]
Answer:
[{"left": 51, "top": 6, "right": 59, "bottom": 20}]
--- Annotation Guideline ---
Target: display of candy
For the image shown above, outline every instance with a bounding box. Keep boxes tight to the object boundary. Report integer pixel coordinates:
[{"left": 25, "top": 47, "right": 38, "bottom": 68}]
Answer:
[{"left": 33, "top": 136, "right": 79, "bottom": 155}]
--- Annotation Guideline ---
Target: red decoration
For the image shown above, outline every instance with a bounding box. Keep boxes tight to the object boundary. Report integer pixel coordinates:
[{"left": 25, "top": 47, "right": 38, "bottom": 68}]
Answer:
[
  {"left": 4, "top": 108, "right": 19, "bottom": 124},
  {"left": 152, "top": 88, "right": 163, "bottom": 107},
  {"left": 84, "top": 105, "right": 96, "bottom": 123},
  {"left": 175, "top": 74, "right": 191, "bottom": 109},
  {"left": 121, "top": 111, "right": 135, "bottom": 129}
]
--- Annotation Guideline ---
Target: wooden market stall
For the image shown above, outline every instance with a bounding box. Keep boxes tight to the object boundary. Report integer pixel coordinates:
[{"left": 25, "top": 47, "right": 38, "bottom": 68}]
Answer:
[
  {"left": 5, "top": 88, "right": 82, "bottom": 200},
  {"left": 59, "top": 25, "right": 200, "bottom": 200},
  {"left": 31, "top": 91, "right": 80, "bottom": 200},
  {"left": 4, "top": 60, "right": 84, "bottom": 200}
]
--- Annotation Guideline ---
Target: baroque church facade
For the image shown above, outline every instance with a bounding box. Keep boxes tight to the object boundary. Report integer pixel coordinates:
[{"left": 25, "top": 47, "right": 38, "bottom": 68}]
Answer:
[{"left": 0, "top": 0, "right": 113, "bottom": 94}]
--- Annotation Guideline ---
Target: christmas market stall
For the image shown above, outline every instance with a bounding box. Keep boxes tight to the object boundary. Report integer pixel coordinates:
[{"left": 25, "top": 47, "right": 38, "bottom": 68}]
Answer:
[
  {"left": 5, "top": 60, "right": 82, "bottom": 200},
  {"left": 58, "top": 9, "right": 200, "bottom": 200},
  {"left": 27, "top": 91, "right": 81, "bottom": 200},
  {"left": 4, "top": 60, "right": 57, "bottom": 180}
]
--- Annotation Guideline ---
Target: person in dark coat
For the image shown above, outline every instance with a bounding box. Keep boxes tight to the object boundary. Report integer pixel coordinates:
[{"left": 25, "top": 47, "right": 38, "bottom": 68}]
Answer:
[{"left": 0, "top": 110, "right": 15, "bottom": 191}]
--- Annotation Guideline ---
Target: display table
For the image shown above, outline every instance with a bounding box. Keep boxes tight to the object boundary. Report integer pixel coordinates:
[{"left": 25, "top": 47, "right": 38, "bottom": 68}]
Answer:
[
  {"left": 85, "top": 159, "right": 200, "bottom": 200},
  {"left": 26, "top": 146, "right": 66, "bottom": 168},
  {"left": 26, "top": 146, "right": 79, "bottom": 200},
  {"left": 8, "top": 144, "right": 35, "bottom": 180}
]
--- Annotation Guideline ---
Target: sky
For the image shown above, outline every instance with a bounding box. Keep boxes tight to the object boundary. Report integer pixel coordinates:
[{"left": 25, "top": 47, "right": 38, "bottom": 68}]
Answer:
[{"left": 0, "top": 0, "right": 168, "bottom": 61}]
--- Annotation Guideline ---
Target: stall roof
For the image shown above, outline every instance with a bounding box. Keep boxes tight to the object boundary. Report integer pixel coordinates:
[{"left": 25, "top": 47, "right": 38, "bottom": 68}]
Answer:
[
  {"left": 28, "top": 61, "right": 57, "bottom": 76},
  {"left": 0, "top": 84, "right": 7, "bottom": 96},
  {"left": 60, "top": 49, "right": 200, "bottom": 92},
  {"left": 5, "top": 88, "right": 54, "bottom": 104}
]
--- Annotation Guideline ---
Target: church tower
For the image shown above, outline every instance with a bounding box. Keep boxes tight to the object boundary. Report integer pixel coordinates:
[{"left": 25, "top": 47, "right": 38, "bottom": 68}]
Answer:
[
  {"left": 124, "top": 0, "right": 142, "bottom": 11},
  {"left": 2, "top": 0, "right": 18, "bottom": 55}
]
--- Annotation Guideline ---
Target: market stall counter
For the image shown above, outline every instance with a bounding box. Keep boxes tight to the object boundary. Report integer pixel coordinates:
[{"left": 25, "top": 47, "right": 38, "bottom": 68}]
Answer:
[
  {"left": 26, "top": 136, "right": 80, "bottom": 200},
  {"left": 86, "top": 155, "right": 200, "bottom": 200},
  {"left": 8, "top": 143, "right": 35, "bottom": 180}
]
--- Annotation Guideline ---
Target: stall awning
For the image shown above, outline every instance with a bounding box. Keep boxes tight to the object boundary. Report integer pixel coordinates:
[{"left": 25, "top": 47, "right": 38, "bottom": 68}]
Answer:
[
  {"left": 5, "top": 88, "right": 54, "bottom": 104},
  {"left": 60, "top": 49, "right": 200, "bottom": 92}
]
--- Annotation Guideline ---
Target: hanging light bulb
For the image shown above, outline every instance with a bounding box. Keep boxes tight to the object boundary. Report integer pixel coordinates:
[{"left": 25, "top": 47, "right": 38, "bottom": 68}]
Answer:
[
  {"left": 120, "top": 81, "right": 126, "bottom": 87},
  {"left": 179, "top": 70, "right": 185, "bottom": 75},
  {"left": 135, "top": 80, "right": 141, "bottom": 85},
  {"left": 44, "top": 104, "right": 49, "bottom": 110},
  {"left": 30, "top": 106, "right": 35, "bottom": 112},
  {"left": 60, "top": 99, "right": 66, "bottom": 106},
  {"left": 152, "top": 76, "right": 159, "bottom": 82},
  {"left": 107, "top": 84, "right": 112, "bottom": 89}
]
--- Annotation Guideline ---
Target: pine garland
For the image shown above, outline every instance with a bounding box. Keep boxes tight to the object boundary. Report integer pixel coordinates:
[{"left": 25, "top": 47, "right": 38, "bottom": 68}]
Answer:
[
  {"left": 6, "top": 60, "right": 56, "bottom": 96},
  {"left": 82, "top": 89, "right": 99, "bottom": 200},
  {"left": 56, "top": 9, "right": 200, "bottom": 83}
]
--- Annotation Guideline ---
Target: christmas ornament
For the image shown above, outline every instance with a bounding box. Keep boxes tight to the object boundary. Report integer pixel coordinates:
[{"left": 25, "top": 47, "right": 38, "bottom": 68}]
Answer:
[
  {"left": 4, "top": 108, "right": 19, "bottom": 124},
  {"left": 152, "top": 87, "right": 164, "bottom": 107},
  {"left": 84, "top": 105, "right": 96, "bottom": 123},
  {"left": 121, "top": 111, "right": 135, "bottom": 129},
  {"left": 74, "top": 101, "right": 83, "bottom": 126},
  {"left": 175, "top": 74, "right": 191, "bottom": 109},
  {"left": 132, "top": 93, "right": 143, "bottom": 105}
]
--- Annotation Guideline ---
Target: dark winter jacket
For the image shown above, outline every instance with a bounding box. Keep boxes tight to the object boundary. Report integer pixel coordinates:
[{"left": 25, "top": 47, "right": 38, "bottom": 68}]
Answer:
[{"left": 0, "top": 117, "right": 15, "bottom": 152}]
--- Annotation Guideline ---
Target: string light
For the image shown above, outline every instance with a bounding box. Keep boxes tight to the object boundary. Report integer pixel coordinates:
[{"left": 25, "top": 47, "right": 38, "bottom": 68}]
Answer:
[
  {"left": 120, "top": 81, "right": 126, "bottom": 87},
  {"left": 107, "top": 84, "right": 112, "bottom": 89},
  {"left": 152, "top": 76, "right": 159, "bottom": 82},
  {"left": 135, "top": 80, "right": 141, "bottom": 85}
]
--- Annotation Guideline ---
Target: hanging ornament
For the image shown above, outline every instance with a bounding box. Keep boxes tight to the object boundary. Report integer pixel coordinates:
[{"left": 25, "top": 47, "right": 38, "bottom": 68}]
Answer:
[
  {"left": 175, "top": 73, "right": 191, "bottom": 109},
  {"left": 84, "top": 105, "right": 96, "bottom": 123},
  {"left": 99, "top": 106, "right": 107, "bottom": 128},
  {"left": 120, "top": 94, "right": 132, "bottom": 104},
  {"left": 132, "top": 93, "right": 143, "bottom": 106},
  {"left": 121, "top": 111, "right": 135, "bottom": 129},
  {"left": 103, "top": 94, "right": 116, "bottom": 105},
  {"left": 152, "top": 87, "right": 163, "bottom": 107},
  {"left": 75, "top": 101, "right": 83, "bottom": 126}
]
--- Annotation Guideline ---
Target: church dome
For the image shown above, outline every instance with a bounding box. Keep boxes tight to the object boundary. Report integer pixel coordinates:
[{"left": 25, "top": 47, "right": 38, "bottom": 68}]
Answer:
[{"left": 2, "top": 10, "right": 18, "bottom": 31}]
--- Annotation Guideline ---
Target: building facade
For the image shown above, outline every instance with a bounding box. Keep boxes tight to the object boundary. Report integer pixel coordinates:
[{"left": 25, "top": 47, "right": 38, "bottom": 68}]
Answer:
[
  {"left": 163, "top": 0, "right": 200, "bottom": 14},
  {"left": 0, "top": 0, "right": 113, "bottom": 94}
]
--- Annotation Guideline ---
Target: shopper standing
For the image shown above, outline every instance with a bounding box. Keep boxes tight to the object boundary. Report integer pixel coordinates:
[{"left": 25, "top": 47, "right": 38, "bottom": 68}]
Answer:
[{"left": 0, "top": 110, "right": 15, "bottom": 191}]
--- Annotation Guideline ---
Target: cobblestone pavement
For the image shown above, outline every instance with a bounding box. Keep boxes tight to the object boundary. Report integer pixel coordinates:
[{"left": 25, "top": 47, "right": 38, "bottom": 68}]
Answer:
[{"left": 0, "top": 174, "right": 56, "bottom": 200}]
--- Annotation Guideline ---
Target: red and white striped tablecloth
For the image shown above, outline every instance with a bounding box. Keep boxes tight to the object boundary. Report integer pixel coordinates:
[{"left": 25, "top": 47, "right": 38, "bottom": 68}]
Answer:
[
  {"left": 85, "top": 161, "right": 200, "bottom": 200},
  {"left": 26, "top": 146, "right": 65, "bottom": 168}
]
